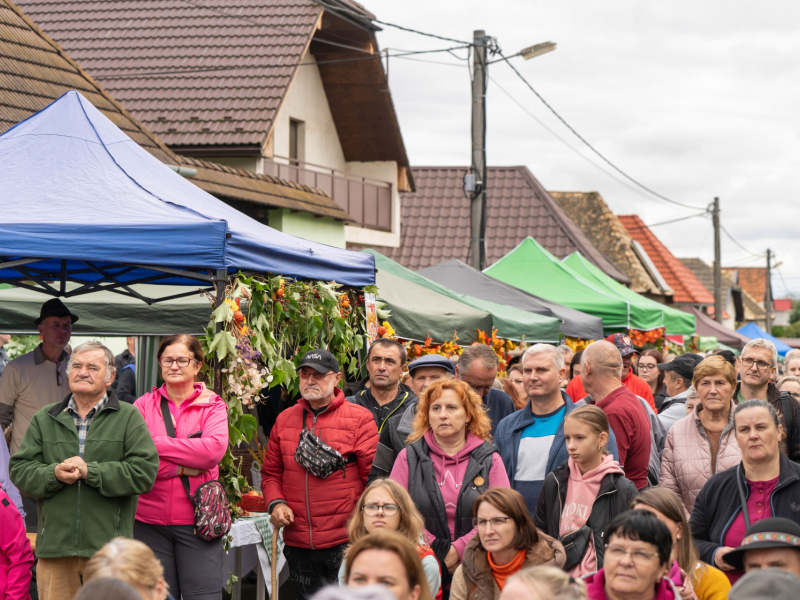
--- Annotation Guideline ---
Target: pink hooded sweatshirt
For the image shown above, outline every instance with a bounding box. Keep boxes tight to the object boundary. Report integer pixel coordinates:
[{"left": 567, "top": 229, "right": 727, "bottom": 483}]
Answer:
[
  {"left": 391, "top": 431, "right": 510, "bottom": 558},
  {"left": 0, "top": 486, "right": 33, "bottom": 600},
  {"left": 560, "top": 455, "right": 625, "bottom": 576},
  {"left": 134, "top": 383, "right": 228, "bottom": 526}
]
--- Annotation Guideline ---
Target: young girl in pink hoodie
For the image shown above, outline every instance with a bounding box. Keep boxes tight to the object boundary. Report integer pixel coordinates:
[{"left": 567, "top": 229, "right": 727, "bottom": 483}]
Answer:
[
  {"left": 534, "top": 405, "right": 638, "bottom": 576},
  {"left": 0, "top": 485, "right": 34, "bottom": 600}
]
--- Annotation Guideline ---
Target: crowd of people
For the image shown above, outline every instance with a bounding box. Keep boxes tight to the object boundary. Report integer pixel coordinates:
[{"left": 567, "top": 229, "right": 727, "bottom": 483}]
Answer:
[{"left": 3, "top": 299, "right": 800, "bottom": 600}]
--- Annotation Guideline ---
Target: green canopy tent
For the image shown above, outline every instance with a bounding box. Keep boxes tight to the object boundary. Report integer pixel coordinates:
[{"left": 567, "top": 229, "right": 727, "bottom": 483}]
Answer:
[
  {"left": 562, "top": 252, "right": 695, "bottom": 335},
  {"left": 374, "top": 268, "right": 493, "bottom": 343},
  {"left": 484, "top": 238, "right": 664, "bottom": 333},
  {"left": 364, "top": 250, "right": 561, "bottom": 343}
]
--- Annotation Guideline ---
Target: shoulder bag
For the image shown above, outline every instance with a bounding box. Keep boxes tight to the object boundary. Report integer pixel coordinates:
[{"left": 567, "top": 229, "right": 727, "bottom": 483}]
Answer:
[{"left": 160, "top": 397, "right": 231, "bottom": 541}]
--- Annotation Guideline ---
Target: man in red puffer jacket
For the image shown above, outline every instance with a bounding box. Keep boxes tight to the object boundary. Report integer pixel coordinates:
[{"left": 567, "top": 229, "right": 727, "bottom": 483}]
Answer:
[{"left": 262, "top": 349, "right": 378, "bottom": 600}]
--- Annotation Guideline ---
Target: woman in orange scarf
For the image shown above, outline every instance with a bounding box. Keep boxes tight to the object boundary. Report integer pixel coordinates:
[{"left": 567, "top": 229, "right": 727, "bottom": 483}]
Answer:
[{"left": 449, "top": 488, "right": 565, "bottom": 600}]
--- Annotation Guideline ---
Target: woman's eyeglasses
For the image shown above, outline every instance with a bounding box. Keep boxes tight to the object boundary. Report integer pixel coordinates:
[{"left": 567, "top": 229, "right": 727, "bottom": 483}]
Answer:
[
  {"left": 472, "top": 517, "right": 512, "bottom": 528},
  {"left": 363, "top": 503, "right": 400, "bottom": 517},
  {"left": 638, "top": 364, "right": 657, "bottom": 372},
  {"left": 159, "top": 357, "right": 196, "bottom": 367},
  {"left": 604, "top": 545, "right": 659, "bottom": 563}
]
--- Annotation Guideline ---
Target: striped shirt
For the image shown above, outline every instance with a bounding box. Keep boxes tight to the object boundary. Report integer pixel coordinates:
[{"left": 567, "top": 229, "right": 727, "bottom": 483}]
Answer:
[{"left": 66, "top": 394, "right": 108, "bottom": 457}]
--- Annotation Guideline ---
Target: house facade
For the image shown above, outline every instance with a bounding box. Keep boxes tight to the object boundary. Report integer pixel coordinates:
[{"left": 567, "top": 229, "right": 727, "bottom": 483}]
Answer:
[{"left": 17, "top": 0, "right": 413, "bottom": 249}]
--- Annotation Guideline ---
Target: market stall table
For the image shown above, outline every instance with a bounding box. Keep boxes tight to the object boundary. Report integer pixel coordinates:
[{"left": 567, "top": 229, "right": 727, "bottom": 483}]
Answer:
[{"left": 223, "top": 515, "right": 287, "bottom": 600}]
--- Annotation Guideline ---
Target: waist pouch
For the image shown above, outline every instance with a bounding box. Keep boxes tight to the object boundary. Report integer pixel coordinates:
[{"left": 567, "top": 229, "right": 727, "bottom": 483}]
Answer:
[{"left": 294, "top": 408, "right": 356, "bottom": 479}]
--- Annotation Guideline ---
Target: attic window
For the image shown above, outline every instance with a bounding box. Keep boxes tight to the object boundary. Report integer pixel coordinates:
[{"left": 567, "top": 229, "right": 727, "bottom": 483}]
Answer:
[{"left": 289, "top": 118, "right": 305, "bottom": 164}]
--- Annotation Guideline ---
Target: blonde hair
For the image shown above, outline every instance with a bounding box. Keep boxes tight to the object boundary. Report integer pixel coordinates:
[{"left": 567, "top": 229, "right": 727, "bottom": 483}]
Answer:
[
  {"left": 348, "top": 479, "right": 426, "bottom": 546},
  {"left": 345, "top": 531, "right": 433, "bottom": 600},
  {"left": 564, "top": 405, "right": 610, "bottom": 456},
  {"left": 84, "top": 538, "right": 168, "bottom": 598},
  {"left": 692, "top": 355, "right": 737, "bottom": 390},
  {"left": 508, "top": 566, "right": 587, "bottom": 600},
  {"left": 408, "top": 379, "right": 492, "bottom": 443}
]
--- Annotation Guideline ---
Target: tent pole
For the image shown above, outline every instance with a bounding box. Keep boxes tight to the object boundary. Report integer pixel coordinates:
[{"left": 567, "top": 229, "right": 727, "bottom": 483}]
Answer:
[{"left": 213, "top": 269, "right": 227, "bottom": 395}]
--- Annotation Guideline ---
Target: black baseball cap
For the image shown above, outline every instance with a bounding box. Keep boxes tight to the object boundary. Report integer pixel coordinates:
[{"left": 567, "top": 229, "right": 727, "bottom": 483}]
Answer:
[
  {"left": 35, "top": 298, "right": 79, "bottom": 326},
  {"left": 725, "top": 517, "right": 800, "bottom": 570},
  {"left": 657, "top": 353, "right": 702, "bottom": 380},
  {"left": 299, "top": 349, "right": 339, "bottom": 374}
]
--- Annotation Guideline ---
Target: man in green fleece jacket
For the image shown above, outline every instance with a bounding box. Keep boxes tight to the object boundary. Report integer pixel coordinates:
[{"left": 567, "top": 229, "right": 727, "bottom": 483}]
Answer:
[{"left": 10, "top": 342, "right": 158, "bottom": 600}]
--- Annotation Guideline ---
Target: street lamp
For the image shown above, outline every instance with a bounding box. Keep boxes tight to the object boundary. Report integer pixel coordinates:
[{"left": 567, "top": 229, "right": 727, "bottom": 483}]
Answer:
[{"left": 520, "top": 41, "right": 557, "bottom": 60}]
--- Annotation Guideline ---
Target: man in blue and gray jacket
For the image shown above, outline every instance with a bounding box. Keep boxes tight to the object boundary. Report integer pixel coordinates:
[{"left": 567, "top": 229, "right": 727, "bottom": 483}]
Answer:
[{"left": 495, "top": 344, "right": 618, "bottom": 517}]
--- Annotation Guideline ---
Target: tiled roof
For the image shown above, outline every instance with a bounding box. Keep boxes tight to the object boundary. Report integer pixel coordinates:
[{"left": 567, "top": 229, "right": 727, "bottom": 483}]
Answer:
[
  {"left": 16, "top": 0, "right": 412, "bottom": 171},
  {"left": 619, "top": 215, "right": 714, "bottom": 305},
  {"left": 15, "top": 0, "right": 323, "bottom": 148},
  {"left": 774, "top": 299, "right": 792, "bottom": 312},
  {"left": 678, "top": 257, "right": 754, "bottom": 321},
  {"left": 722, "top": 267, "right": 768, "bottom": 303},
  {"left": 379, "top": 166, "right": 630, "bottom": 283},
  {"left": 550, "top": 191, "right": 663, "bottom": 296},
  {"left": 0, "top": 0, "right": 352, "bottom": 221}
]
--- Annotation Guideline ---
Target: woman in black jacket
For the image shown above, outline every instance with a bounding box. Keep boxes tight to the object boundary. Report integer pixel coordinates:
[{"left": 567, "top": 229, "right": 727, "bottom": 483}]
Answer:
[
  {"left": 690, "top": 399, "right": 800, "bottom": 585},
  {"left": 534, "top": 405, "right": 638, "bottom": 576}
]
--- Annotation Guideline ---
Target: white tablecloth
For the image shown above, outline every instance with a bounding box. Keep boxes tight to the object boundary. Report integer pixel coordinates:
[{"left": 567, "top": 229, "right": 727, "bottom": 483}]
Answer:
[{"left": 222, "top": 516, "right": 288, "bottom": 595}]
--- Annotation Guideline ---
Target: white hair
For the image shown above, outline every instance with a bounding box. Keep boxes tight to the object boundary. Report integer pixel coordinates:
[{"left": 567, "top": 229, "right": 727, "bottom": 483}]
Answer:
[
  {"left": 742, "top": 338, "right": 778, "bottom": 368},
  {"left": 522, "top": 343, "right": 565, "bottom": 371},
  {"left": 67, "top": 342, "right": 116, "bottom": 384},
  {"left": 686, "top": 385, "right": 698, "bottom": 399},
  {"left": 556, "top": 344, "right": 573, "bottom": 357}
]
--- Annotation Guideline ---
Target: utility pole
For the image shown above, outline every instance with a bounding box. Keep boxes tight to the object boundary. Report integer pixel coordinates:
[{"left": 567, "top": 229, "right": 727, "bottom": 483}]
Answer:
[
  {"left": 469, "top": 30, "right": 489, "bottom": 271},
  {"left": 712, "top": 197, "right": 723, "bottom": 323},
  {"left": 766, "top": 248, "right": 773, "bottom": 334}
]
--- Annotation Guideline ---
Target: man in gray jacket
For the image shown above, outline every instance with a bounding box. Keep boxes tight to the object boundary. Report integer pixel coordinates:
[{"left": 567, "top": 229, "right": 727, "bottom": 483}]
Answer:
[{"left": 657, "top": 353, "right": 703, "bottom": 431}]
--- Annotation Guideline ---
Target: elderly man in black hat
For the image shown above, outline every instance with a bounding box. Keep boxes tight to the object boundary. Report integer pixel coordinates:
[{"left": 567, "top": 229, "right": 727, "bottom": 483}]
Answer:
[
  {"left": 0, "top": 299, "right": 77, "bottom": 527},
  {"left": 656, "top": 352, "right": 703, "bottom": 431},
  {"left": 725, "top": 517, "right": 800, "bottom": 578}
]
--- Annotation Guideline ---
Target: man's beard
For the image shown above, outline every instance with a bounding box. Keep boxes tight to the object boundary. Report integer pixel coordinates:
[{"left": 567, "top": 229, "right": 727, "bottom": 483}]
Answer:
[{"left": 303, "top": 381, "right": 334, "bottom": 400}]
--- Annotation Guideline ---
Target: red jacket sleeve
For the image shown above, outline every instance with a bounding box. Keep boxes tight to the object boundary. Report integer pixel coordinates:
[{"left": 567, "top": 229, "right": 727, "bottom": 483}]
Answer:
[{"left": 261, "top": 413, "right": 287, "bottom": 506}]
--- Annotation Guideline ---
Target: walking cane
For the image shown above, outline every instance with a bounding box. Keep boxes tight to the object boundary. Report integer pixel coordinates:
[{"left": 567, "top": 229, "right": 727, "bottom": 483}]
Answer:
[{"left": 271, "top": 526, "right": 281, "bottom": 600}]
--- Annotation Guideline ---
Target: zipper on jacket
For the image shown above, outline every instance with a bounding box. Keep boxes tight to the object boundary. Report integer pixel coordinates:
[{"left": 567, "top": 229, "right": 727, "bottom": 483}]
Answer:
[
  {"left": 379, "top": 392, "right": 409, "bottom": 433},
  {"left": 75, "top": 479, "right": 81, "bottom": 556},
  {"left": 305, "top": 405, "right": 331, "bottom": 550}
]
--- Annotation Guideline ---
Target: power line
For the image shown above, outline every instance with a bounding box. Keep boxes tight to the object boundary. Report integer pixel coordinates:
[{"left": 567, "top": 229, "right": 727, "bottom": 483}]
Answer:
[
  {"left": 498, "top": 53, "right": 705, "bottom": 212},
  {"left": 99, "top": 46, "right": 467, "bottom": 79},
  {"left": 720, "top": 224, "right": 763, "bottom": 258},
  {"left": 489, "top": 74, "right": 705, "bottom": 207},
  {"left": 647, "top": 212, "right": 710, "bottom": 228},
  {"left": 309, "top": 0, "right": 472, "bottom": 45}
]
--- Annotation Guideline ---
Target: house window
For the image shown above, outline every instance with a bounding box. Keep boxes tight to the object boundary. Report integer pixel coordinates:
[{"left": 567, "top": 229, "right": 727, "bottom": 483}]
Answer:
[{"left": 289, "top": 119, "right": 305, "bottom": 164}]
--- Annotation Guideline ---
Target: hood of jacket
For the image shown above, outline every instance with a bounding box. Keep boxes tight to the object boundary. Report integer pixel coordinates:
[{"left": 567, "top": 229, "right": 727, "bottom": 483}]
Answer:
[
  {"left": 582, "top": 569, "right": 679, "bottom": 600},
  {"left": 461, "top": 530, "right": 566, "bottom": 600},
  {"left": 568, "top": 454, "right": 624, "bottom": 485},
  {"left": 424, "top": 429, "right": 485, "bottom": 462}
]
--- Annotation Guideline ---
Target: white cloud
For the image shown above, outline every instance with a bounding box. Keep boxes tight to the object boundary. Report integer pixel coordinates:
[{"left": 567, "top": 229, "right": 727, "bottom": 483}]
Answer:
[{"left": 374, "top": 0, "right": 800, "bottom": 294}]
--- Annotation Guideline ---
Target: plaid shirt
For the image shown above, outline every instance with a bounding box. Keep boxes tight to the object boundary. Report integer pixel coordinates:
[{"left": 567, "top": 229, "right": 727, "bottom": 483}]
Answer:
[{"left": 66, "top": 394, "right": 109, "bottom": 457}]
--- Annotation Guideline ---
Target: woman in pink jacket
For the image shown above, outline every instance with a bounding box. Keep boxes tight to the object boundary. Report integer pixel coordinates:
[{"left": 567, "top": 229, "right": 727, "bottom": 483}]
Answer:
[
  {"left": 659, "top": 356, "right": 741, "bottom": 515},
  {"left": 133, "top": 334, "right": 228, "bottom": 600},
  {"left": 0, "top": 485, "right": 33, "bottom": 600}
]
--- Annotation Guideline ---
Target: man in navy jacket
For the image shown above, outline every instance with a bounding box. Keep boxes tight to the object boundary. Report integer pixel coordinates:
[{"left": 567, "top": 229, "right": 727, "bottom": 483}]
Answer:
[
  {"left": 455, "top": 344, "right": 516, "bottom": 437},
  {"left": 495, "top": 344, "right": 618, "bottom": 516}
]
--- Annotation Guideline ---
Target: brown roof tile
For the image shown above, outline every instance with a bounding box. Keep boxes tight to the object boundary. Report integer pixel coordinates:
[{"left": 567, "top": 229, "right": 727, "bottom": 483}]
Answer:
[
  {"left": 0, "top": 0, "right": 352, "bottom": 221},
  {"left": 721, "top": 267, "right": 768, "bottom": 303},
  {"left": 550, "top": 191, "right": 666, "bottom": 296},
  {"left": 15, "top": 0, "right": 321, "bottom": 147},
  {"left": 619, "top": 215, "right": 714, "bottom": 305},
  {"left": 16, "top": 0, "right": 413, "bottom": 175},
  {"left": 378, "top": 166, "right": 630, "bottom": 283}
]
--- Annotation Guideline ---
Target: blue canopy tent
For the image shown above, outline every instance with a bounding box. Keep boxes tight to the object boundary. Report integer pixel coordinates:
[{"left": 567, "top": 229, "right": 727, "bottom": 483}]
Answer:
[
  {"left": 736, "top": 322, "right": 793, "bottom": 357},
  {"left": 0, "top": 91, "right": 375, "bottom": 303}
]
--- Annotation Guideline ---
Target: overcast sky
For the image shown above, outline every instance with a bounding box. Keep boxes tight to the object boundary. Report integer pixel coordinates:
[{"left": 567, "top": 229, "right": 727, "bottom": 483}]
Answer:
[{"left": 373, "top": 1, "right": 800, "bottom": 296}]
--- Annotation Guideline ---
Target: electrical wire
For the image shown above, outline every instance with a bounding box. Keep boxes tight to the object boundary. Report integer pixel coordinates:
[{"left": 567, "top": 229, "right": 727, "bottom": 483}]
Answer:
[
  {"left": 100, "top": 47, "right": 468, "bottom": 78},
  {"left": 309, "top": 0, "right": 472, "bottom": 45},
  {"left": 498, "top": 52, "right": 706, "bottom": 212},
  {"left": 646, "top": 212, "right": 710, "bottom": 228},
  {"left": 720, "top": 224, "right": 763, "bottom": 258}
]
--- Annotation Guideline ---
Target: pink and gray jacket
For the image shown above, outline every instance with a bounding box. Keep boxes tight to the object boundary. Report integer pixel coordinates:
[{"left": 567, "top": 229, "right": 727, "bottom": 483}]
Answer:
[
  {"left": 0, "top": 486, "right": 33, "bottom": 600},
  {"left": 134, "top": 383, "right": 228, "bottom": 526}
]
